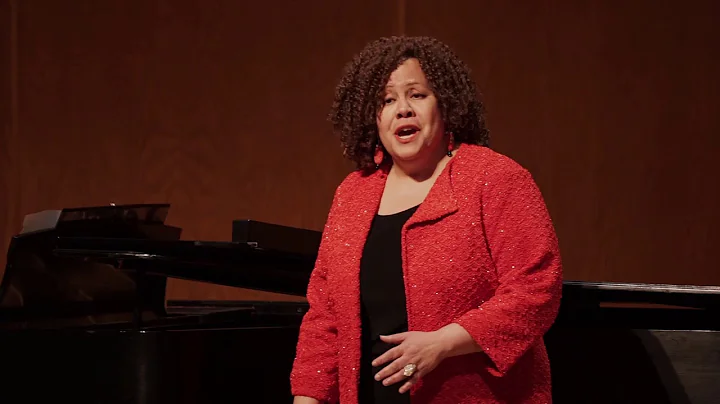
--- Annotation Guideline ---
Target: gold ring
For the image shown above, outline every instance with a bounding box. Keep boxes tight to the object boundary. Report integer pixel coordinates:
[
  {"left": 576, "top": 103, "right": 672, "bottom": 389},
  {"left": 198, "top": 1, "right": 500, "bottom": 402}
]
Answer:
[{"left": 403, "top": 363, "right": 417, "bottom": 377}]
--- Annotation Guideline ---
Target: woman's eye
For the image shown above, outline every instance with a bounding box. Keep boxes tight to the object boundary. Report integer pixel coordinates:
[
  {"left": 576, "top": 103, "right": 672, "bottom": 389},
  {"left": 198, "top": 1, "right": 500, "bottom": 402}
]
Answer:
[
  {"left": 384, "top": 98, "right": 394, "bottom": 104},
  {"left": 412, "top": 93, "right": 426, "bottom": 99}
]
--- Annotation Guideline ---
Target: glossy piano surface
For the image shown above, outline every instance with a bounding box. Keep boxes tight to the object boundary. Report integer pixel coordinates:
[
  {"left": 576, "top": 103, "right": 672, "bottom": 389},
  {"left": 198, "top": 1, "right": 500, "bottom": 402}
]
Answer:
[
  {"left": 0, "top": 204, "right": 718, "bottom": 403},
  {"left": 0, "top": 204, "right": 315, "bottom": 328},
  {"left": 548, "top": 281, "right": 720, "bottom": 404},
  {"left": 0, "top": 204, "right": 314, "bottom": 403}
]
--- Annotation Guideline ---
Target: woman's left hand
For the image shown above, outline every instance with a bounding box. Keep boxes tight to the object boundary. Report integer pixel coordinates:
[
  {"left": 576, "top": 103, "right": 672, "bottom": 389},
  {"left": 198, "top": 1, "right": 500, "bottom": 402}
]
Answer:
[{"left": 371, "top": 330, "right": 449, "bottom": 394}]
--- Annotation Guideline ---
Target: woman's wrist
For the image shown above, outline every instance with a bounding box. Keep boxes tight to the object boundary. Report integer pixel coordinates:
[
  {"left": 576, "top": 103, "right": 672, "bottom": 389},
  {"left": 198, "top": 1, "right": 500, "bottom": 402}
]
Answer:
[
  {"left": 293, "top": 396, "right": 321, "bottom": 404},
  {"left": 434, "top": 323, "right": 481, "bottom": 359}
]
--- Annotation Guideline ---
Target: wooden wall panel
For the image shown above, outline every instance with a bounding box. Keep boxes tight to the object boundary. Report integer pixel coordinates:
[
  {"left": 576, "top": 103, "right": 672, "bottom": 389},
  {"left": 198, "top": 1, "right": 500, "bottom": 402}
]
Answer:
[
  {"left": 1, "top": 0, "right": 718, "bottom": 308},
  {"left": 406, "top": 0, "right": 720, "bottom": 286},
  {"left": 0, "top": 0, "right": 16, "bottom": 276},
  {"left": 0, "top": 0, "right": 397, "bottom": 301}
]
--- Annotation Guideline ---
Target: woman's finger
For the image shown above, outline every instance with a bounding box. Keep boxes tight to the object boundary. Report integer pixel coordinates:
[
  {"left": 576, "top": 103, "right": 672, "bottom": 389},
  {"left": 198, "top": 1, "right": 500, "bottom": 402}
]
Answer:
[
  {"left": 398, "top": 372, "right": 421, "bottom": 394},
  {"left": 372, "top": 345, "right": 403, "bottom": 368},
  {"left": 381, "top": 364, "right": 415, "bottom": 387},
  {"left": 379, "top": 332, "right": 409, "bottom": 344},
  {"left": 378, "top": 358, "right": 422, "bottom": 386},
  {"left": 374, "top": 354, "right": 406, "bottom": 381}
]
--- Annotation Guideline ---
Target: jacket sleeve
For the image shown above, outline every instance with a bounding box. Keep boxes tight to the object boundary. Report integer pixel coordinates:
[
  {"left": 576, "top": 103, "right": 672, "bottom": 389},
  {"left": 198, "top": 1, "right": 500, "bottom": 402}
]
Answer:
[
  {"left": 453, "top": 165, "right": 563, "bottom": 376},
  {"left": 290, "top": 188, "right": 342, "bottom": 402}
]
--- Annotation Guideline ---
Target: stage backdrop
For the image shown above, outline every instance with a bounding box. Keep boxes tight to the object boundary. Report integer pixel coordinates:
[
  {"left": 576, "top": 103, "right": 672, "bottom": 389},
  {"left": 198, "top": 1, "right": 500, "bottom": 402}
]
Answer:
[{"left": 1, "top": 0, "right": 718, "bottom": 303}]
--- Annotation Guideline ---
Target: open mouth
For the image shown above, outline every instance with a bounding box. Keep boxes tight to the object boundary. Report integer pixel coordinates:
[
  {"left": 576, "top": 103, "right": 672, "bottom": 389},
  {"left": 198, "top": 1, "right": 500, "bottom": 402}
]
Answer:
[{"left": 395, "top": 125, "right": 420, "bottom": 138}]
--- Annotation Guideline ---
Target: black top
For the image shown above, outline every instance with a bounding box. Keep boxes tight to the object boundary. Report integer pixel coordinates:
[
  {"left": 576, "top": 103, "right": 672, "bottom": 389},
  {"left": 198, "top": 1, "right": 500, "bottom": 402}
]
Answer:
[{"left": 359, "top": 205, "right": 418, "bottom": 404}]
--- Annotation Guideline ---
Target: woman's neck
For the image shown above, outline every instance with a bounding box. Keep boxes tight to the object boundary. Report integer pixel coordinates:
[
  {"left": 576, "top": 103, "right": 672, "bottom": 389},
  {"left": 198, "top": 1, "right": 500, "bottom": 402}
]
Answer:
[{"left": 390, "top": 147, "right": 454, "bottom": 183}]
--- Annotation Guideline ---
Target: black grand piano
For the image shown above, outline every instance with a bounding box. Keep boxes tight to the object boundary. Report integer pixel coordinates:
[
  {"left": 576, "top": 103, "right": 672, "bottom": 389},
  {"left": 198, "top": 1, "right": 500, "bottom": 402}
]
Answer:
[{"left": 0, "top": 204, "right": 718, "bottom": 403}]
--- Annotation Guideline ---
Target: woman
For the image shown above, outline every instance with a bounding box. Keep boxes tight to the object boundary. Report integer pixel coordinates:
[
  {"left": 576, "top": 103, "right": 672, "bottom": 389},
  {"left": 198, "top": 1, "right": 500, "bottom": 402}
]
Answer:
[{"left": 291, "top": 36, "right": 563, "bottom": 404}]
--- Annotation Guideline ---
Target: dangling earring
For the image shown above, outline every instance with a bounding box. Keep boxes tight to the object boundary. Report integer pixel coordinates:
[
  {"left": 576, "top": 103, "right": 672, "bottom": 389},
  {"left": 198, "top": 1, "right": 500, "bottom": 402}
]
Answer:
[
  {"left": 374, "top": 143, "right": 384, "bottom": 169},
  {"left": 447, "top": 133, "right": 455, "bottom": 157}
]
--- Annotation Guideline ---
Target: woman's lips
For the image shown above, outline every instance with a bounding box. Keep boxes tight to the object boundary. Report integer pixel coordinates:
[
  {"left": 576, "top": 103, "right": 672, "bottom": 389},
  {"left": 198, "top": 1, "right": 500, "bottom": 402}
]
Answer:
[
  {"left": 394, "top": 125, "right": 420, "bottom": 144},
  {"left": 395, "top": 130, "right": 418, "bottom": 144}
]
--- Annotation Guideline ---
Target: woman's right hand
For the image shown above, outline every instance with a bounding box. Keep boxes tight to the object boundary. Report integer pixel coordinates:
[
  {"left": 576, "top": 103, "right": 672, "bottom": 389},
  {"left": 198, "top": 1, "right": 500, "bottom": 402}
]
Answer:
[{"left": 293, "top": 396, "right": 321, "bottom": 404}]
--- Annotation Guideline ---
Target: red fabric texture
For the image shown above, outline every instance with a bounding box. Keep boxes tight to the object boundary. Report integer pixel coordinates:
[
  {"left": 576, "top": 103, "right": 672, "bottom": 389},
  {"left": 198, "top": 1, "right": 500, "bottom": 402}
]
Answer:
[{"left": 290, "top": 144, "right": 563, "bottom": 403}]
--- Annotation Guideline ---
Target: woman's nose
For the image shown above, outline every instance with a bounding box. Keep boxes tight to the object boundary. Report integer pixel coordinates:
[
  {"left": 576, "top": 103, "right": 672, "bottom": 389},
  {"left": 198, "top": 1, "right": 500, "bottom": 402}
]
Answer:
[{"left": 396, "top": 100, "right": 414, "bottom": 118}]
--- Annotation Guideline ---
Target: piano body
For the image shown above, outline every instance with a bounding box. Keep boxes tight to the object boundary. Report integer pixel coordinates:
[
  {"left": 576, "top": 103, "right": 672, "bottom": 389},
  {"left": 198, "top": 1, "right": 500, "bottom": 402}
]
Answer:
[
  {"left": 0, "top": 204, "right": 315, "bottom": 403},
  {"left": 0, "top": 204, "right": 718, "bottom": 403}
]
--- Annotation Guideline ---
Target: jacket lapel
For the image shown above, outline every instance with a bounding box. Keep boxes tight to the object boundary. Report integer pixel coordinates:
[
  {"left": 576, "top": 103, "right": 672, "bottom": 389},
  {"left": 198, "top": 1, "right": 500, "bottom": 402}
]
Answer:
[
  {"left": 405, "top": 153, "right": 460, "bottom": 228},
  {"left": 342, "top": 166, "right": 387, "bottom": 279},
  {"left": 346, "top": 148, "right": 462, "bottom": 234}
]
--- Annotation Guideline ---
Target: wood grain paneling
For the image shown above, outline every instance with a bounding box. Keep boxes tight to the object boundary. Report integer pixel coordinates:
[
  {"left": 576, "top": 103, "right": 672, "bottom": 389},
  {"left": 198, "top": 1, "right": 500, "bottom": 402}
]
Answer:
[
  {"left": 0, "top": 0, "right": 396, "bottom": 301},
  {"left": 1, "top": 1, "right": 718, "bottom": 308},
  {"left": 406, "top": 0, "right": 720, "bottom": 286},
  {"left": 0, "top": 0, "right": 17, "bottom": 272}
]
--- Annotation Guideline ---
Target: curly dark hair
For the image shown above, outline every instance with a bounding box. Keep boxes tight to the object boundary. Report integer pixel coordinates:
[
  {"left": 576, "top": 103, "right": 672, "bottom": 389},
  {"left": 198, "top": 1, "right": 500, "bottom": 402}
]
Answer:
[{"left": 329, "top": 36, "right": 490, "bottom": 171}]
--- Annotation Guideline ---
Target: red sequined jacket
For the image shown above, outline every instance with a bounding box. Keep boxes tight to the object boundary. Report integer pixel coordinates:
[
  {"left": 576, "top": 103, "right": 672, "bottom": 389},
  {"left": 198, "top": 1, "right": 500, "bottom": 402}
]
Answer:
[{"left": 290, "top": 144, "right": 563, "bottom": 403}]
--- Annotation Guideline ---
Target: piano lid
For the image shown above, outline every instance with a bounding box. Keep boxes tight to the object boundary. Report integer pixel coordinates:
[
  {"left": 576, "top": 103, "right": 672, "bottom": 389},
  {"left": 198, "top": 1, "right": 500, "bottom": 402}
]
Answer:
[
  {"left": 0, "top": 204, "right": 179, "bottom": 326},
  {"left": 557, "top": 280, "right": 720, "bottom": 331},
  {"left": 563, "top": 280, "right": 720, "bottom": 310},
  {"left": 19, "top": 203, "right": 172, "bottom": 236},
  {"left": 51, "top": 237, "right": 316, "bottom": 296},
  {"left": 0, "top": 203, "right": 318, "bottom": 329}
]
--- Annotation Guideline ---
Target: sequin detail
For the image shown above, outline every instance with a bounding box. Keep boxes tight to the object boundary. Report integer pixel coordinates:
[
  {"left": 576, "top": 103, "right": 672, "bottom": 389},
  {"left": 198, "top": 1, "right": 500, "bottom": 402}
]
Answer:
[{"left": 290, "top": 144, "right": 563, "bottom": 404}]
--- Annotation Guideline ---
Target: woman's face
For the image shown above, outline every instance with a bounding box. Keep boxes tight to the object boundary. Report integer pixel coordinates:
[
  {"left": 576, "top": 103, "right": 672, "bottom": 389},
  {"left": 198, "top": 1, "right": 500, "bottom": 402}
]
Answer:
[{"left": 376, "top": 58, "right": 445, "bottom": 166}]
